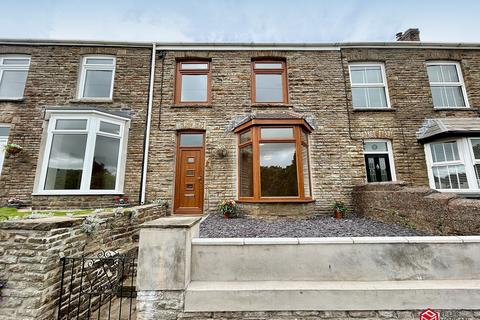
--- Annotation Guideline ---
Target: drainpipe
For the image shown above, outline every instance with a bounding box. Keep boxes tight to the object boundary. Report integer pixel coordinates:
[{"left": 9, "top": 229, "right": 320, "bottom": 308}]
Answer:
[{"left": 140, "top": 43, "right": 157, "bottom": 204}]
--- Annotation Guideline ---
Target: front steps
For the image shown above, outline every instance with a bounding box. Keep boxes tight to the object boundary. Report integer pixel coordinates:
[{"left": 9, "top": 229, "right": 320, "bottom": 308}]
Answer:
[{"left": 184, "top": 280, "right": 480, "bottom": 312}]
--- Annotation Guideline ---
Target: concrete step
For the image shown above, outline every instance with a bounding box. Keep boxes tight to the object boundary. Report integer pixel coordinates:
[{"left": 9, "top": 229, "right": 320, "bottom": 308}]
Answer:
[{"left": 184, "top": 280, "right": 480, "bottom": 312}]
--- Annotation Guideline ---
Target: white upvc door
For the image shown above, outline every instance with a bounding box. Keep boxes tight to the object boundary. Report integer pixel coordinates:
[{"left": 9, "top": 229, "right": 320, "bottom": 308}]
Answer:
[{"left": 0, "top": 137, "right": 7, "bottom": 176}]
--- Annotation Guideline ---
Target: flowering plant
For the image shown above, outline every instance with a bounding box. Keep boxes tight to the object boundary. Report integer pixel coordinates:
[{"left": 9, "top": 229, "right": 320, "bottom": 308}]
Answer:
[
  {"left": 3, "top": 143, "right": 23, "bottom": 155},
  {"left": 114, "top": 196, "right": 129, "bottom": 206},
  {"left": 218, "top": 199, "right": 238, "bottom": 218}
]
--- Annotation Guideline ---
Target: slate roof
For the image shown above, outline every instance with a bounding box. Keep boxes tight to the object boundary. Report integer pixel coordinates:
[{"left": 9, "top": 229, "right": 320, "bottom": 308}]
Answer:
[
  {"left": 416, "top": 118, "right": 480, "bottom": 143},
  {"left": 227, "top": 111, "right": 316, "bottom": 132}
]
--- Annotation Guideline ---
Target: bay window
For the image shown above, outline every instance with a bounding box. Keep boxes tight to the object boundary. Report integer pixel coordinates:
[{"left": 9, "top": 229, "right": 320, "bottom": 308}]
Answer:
[
  {"left": 425, "top": 138, "right": 480, "bottom": 192},
  {"left": 0, "top": 125, "right": 9, "bottom": 176},
  {"left": 37, "top": 111, "right": 128, "bottom": 194},
  {"left": 236, "top": 121, "right": 312, "bottom": 202}
]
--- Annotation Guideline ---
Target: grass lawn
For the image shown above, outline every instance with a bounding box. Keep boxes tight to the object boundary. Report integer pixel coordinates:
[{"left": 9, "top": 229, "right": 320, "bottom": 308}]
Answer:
[{"left": 0, "top": 207, "right": 97, "bottom": 221}]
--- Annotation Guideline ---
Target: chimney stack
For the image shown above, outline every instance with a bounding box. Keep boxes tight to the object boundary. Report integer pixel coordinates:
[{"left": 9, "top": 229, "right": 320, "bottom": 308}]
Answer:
[{"left": 396, "top": 28, "right": 420, "bottom": 41}]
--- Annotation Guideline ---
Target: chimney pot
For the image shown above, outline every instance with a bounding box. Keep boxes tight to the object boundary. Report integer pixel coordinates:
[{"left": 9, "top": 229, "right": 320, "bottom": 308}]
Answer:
[{"left": 396, "top": 28, "right": 420, "bottom": 41}]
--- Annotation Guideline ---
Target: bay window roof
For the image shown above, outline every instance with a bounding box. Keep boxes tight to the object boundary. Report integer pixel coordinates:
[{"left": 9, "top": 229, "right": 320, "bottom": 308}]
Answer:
[
  {"left": 417, "top": 118, "right": 480, "bottom": 143},
  {"left": 230, "top": 111, "right": 315, "bottom": 133}
]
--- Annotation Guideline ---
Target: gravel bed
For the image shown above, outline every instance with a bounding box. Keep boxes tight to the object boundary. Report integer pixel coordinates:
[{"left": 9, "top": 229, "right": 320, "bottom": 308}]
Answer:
[{"left": 199, "top": 214, "right": 428, "bottom": 238}]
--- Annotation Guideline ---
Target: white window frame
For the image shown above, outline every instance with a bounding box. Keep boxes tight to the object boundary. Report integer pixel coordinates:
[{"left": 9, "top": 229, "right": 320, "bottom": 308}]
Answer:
[
  {"left": 363, "top": 139, "right": 397, "bottom": 182},
  {"left": 348, "top": 62, "right": 391, "bottom": 109},
  {"left": 424, "top": 137, "right": 479, "bottom": 192},
  {"left": 0, "top": 124, "right": 10, "bottom": 177},
  {"left": 426, "top": 61, "right": 469, "bottom": 109},
  {"left": 77, "top": 55, "right": 116, "bottom": 100},
  {"left": 0, "top": 55, "right": 31, "bottom": 100},
  {"left": 35, "top": 110, "right": 129, "bottom": 195}
]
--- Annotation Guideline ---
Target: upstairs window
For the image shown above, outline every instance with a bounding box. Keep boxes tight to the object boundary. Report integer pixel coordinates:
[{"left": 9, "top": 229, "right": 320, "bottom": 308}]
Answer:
[
  {"left": 78, "top": 56, "right": 116, "bottom": 99},
  {"left": 252, "top": 60, "right": 288, "bottom": 103},
  {"left": 427, "top": 62, "right": 468, "bottom": 108},
  {"left": 175, "top": 61, "right": 211, "bottom": 105},
  {"left": 0, "top": 55, "right": 30, "bottom": 99},
  {"left": 349, "top": 63, "right": 390, "bottom": 108},
  {"left": 38, "top": 112, "right": 128, "bottom": 194}
]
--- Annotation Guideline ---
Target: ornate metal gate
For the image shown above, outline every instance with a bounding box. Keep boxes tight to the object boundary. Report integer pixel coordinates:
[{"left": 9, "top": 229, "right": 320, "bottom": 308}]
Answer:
[{"left": 57, "top": 250, "right": 137, "bottom": 320}]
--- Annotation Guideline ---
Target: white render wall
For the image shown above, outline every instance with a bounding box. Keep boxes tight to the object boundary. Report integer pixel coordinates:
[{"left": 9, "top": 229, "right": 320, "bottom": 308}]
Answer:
[{"left": 191, "top": 236, "right": 480, "bottom": 282}]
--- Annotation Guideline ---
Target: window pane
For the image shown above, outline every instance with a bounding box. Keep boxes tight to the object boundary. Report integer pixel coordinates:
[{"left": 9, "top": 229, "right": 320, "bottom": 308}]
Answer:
[
  {"left": 2, "top": 58, "right": 30, "bottom": 65},
  {"left": 428, "top": 65, "right": 460, "bottom": 83},
  {"left": 261, "top": 128, "right": 294, "bottom": 139},
  {"left": 350, "top": 66, "right": 382, "bottom": 84},
  {"left": 260, "top": 143, "right": 298, "bottom": 197},
  {"left": 302, "top": 144, "right": 311, "bottom": 197},
  {"left": 432, "top": 164, "right": 468, "bottom": 190},
  {"left": 181, "top": 74, "right": 208, "bottom": 102},
  {"left": 99, "top": 121, "right": 121, "bottom": 135},
  {"left": 430, "top": 142, "right": 459, "bottom": 163},
  {"left": 364, "top": 141, "right": 388, "bottom": 152},
  {"left": 471, "top": 139, "right": 480, "bottom": 160},
  {"left": 83, "top": 70, "right": 113, "bottom": 98},
  {"left": 239, "top": 130, "right": 251, "bottom": 144},
  {"left": 0, "top": 70, "right": 28, "bottom": 98},
  {"left": 352, "top": 87, "right": 387, "bottom": 108},
  {"left": 427, "top": 65, "right": 442, "bottom": 83},
  {"left": 44, "top": 134, "right": 87, "bottom": 190},
  {"left": 181, "top": 63, "right": 208, "bottom": 70},
  {"left": 55, "top": 119, "right": 87, "bottom": 130},
  {"left": 180, "top": 133, "right": 203, "bottom": 147},
  {"left": 0, "top": 127, "right": 10, "bottom": 136},
  {"left": 254, "top": 62, "right": 283, "bottom": 69},
  {"left": 432, "top": 86, "right": 466, "bottom": 107},
  {"left": 90, "top": 135, "right": 120, "bottom": 190},
  {"left": 85, "top": 58, "right": 114, "bottom": 65},
  {"left": 255, "top": 74, "right": 283, "bottom": 102},
  {"left": 239, "top": 145, "right": 253, "bottom": 197}
]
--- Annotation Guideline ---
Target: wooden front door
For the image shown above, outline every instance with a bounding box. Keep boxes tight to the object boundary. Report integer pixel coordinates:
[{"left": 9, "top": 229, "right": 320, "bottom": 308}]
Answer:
[{"left": 174, "top": 132, "right": 205, "bottom": 214}]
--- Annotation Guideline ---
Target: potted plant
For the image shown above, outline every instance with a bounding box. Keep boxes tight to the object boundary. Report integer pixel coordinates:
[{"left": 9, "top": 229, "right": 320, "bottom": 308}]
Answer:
[
  {"left": 218, "top": 199, "right": 238, "bottom": 219},
  {"left": 331, "top": 201, "right": 347, "bottom": 219},
  {"left": 114, "top": 196, "right": 129, "bottom": 207},
  {"left": 3, "top": 143, "right": 23, "bottom": 155}
]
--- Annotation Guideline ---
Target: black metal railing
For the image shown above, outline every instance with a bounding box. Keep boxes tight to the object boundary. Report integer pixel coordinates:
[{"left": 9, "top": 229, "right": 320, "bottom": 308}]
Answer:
[{"left": 57, "top": 249, "right": 137, "bottom": 320}]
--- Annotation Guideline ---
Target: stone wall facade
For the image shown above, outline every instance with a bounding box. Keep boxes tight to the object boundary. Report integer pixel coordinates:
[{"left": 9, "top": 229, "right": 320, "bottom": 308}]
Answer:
[
  {"left": 147, "top": 48, "right": 480, "bottom": 215},
  {"left": 136, "top": 291, "right": 480, "bottom": 320},
  {"left": 0, "top": 204, "right": 165, "bottom": 320},
  {"left": 0, "top": 44, "right": 152, "bottom": 208},
  {"left": 1, "top": 42, "right": 480, "bottom": 214},
  {"left": 352, "top": 182, "right": 480, "bottom": 235}
]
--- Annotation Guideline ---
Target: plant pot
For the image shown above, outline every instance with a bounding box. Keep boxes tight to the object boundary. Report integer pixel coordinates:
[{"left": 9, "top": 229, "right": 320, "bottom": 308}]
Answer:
[
  {"left": 334, "top": 210, "right": 343, "bottom": 219},
  {"left": 223, "top": 213, "right": 229, "bottom": 219},
  {"left": 5, "top": 147, "right": 22, "bottom": 155}
]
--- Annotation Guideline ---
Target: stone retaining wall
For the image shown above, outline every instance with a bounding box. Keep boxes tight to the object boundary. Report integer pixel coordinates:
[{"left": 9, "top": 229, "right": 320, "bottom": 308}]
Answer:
[
  {"left": 352, "top": 182, "right": 480, "bottom": 235},
  {"left": 0, "top": 204, "right": 166, "bottom": 320}
]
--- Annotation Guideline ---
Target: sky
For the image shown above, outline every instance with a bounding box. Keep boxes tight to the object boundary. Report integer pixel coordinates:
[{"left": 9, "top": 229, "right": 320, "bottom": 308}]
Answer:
[{"left": 1, "top": 0, "right": 479, "bottom": 43}]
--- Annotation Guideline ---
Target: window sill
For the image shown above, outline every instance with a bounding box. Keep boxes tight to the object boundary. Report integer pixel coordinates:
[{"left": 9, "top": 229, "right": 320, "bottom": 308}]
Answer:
[
  {"left": 251, "top": 103, "right": 293, "bottom": 108},
  {"left": 170, "top": 104, "right": 212, "bottom": 108},
  {"left": 0, "top": 97, "right": 25, "bottom": 102},
  {"left": 236, "top": 198, "right": 315, "bottom": 203},
  {"left": 353, "top": 108, "right": 396, "bottom": 112},
  {"left": 433, "top": 107, "right": 474, "bottom": 111},
  {"left": 70, "top": 98, "right": 114, "bottom": 104},
  {"left": 32, "top": 191, "right": 124, "bottom": 196}
]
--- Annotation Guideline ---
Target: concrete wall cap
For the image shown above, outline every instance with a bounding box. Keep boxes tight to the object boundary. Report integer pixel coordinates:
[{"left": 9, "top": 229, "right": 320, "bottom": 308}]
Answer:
[
  {"left": 405, "top": 236, "right": 464, "bottom": 243},
  {"left": 351, "top": 237, "right": 409, "bottom": 244},
  {"left": 243, "top": 238, "right": 299, "bottom": 245},
  {"left": 193, "top": 238, "right": 245, "bottom": 245},
  {"left": 140, "top": 216, "right": 202, "bottom": 229}
]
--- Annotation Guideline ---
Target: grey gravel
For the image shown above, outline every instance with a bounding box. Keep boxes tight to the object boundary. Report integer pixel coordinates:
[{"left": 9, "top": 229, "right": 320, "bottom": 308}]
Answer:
[{"left": 199, "top": 214, "right": 429, "bottom": 238}]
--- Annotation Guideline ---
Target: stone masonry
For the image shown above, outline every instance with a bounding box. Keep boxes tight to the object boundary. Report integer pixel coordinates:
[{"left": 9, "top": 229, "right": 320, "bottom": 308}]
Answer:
[
  {"left": 0, "top": 44, "right": 152, "bottom": 208},
  {"left": 0, "top": 204, "right": 166, "bottom": 320},
  {"left": 147, "top": 47, "right": 480, "bottom": 215},
  {"left": 352, "top": 181, "right": 480, "bottom": 235},
  {"left": 1, "top": 41, "right": 480, "bottom": 214}
]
